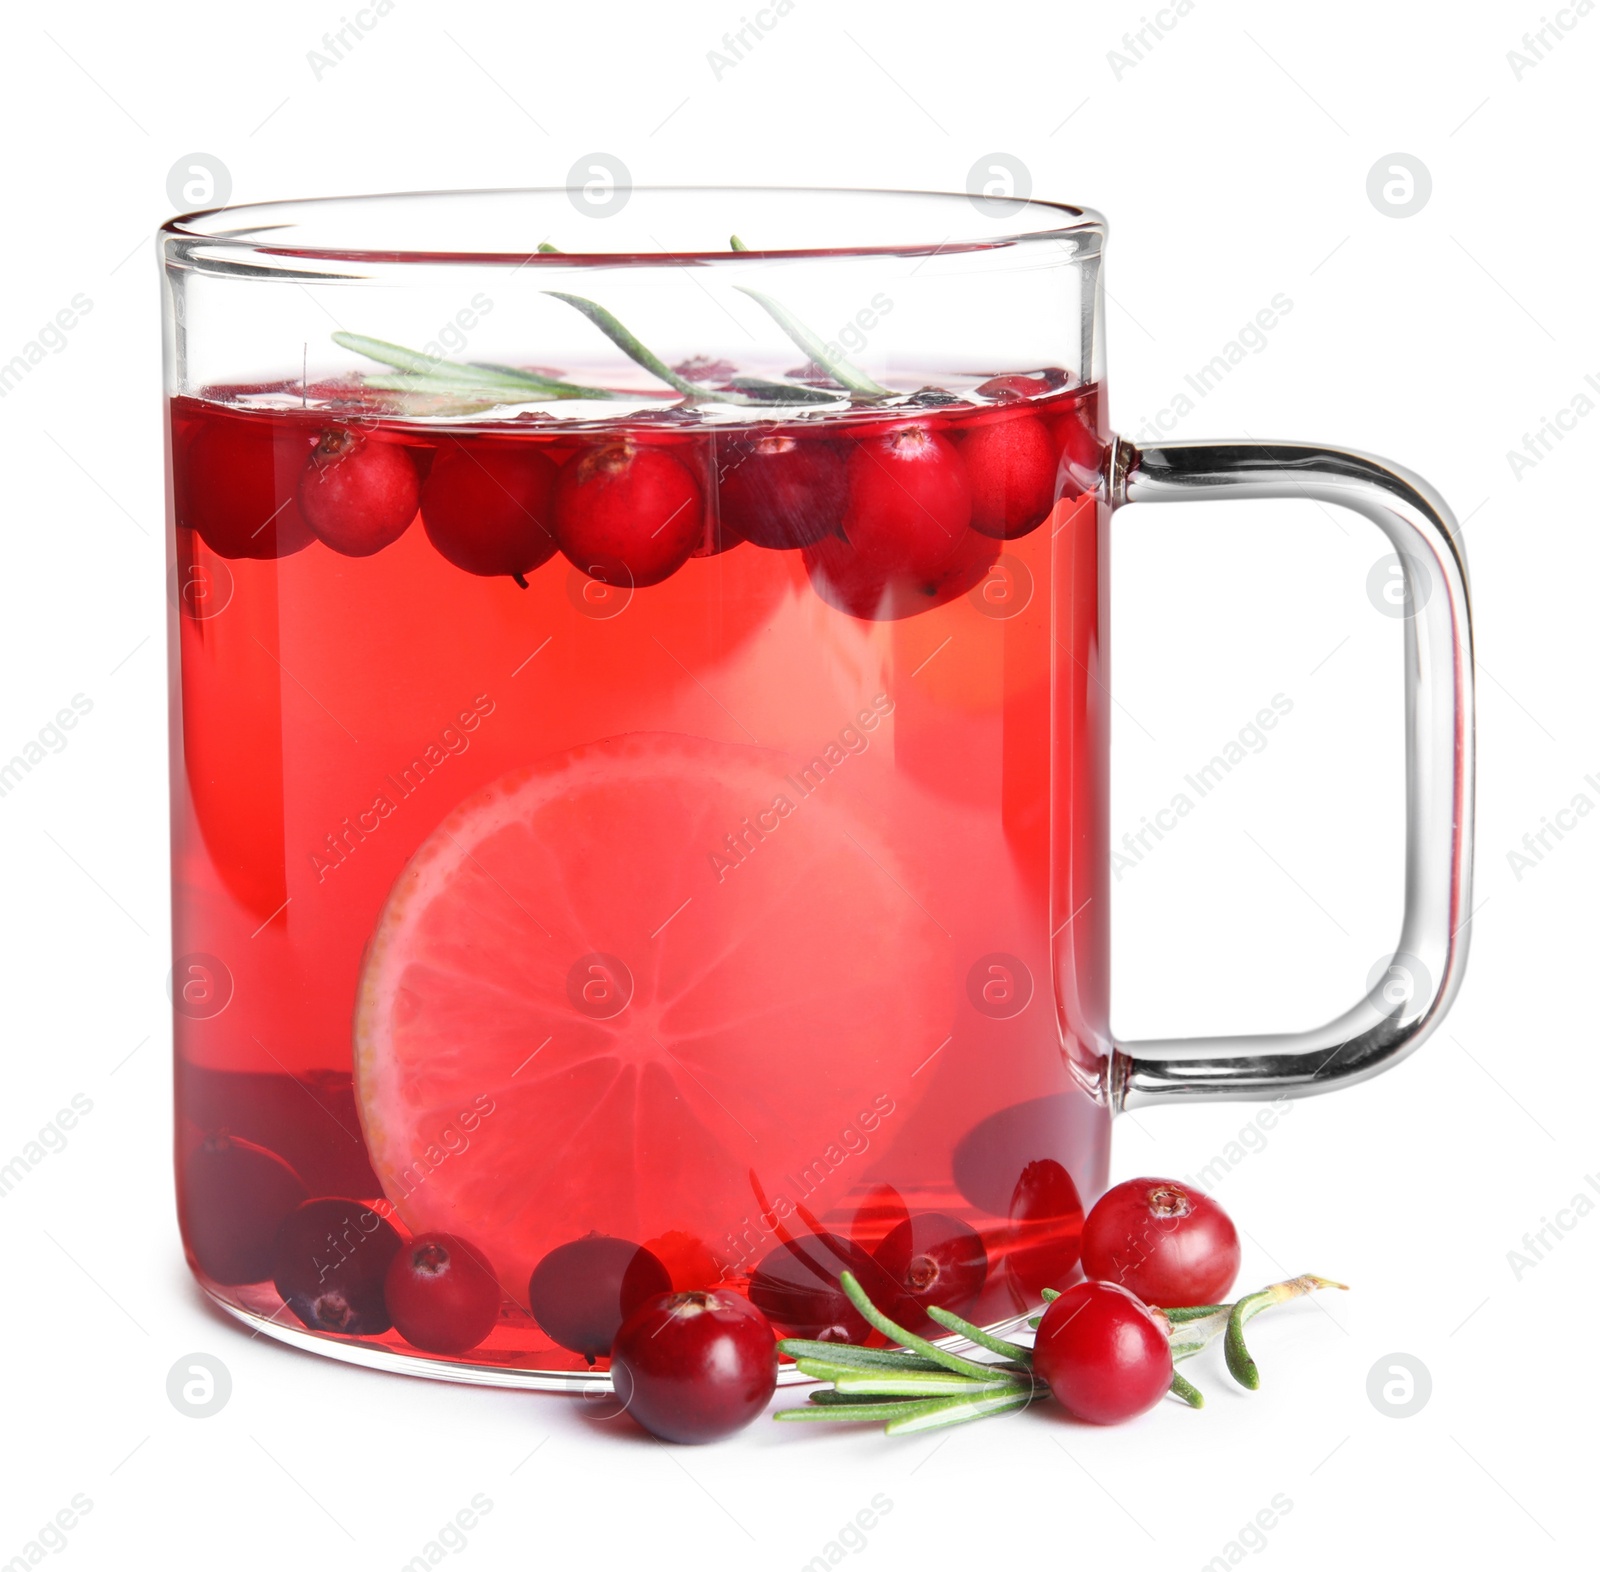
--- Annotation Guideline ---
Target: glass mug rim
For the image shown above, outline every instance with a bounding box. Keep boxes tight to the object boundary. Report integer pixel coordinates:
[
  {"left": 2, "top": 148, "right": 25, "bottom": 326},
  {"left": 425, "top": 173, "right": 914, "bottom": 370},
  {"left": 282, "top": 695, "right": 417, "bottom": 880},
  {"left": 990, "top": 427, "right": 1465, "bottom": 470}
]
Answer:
[{"left": 159, "top": 185, "right": 1106, "bottom": 275}]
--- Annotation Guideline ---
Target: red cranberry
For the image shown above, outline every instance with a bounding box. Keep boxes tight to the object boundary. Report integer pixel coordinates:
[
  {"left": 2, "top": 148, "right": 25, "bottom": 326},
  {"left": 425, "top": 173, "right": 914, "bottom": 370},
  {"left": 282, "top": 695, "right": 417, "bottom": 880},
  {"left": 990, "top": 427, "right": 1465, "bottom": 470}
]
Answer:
[
  {"left": 420, "top": 440, "right": 559, "bottom": 583},
  {"left": 804, "top": 424, "right": 989, "bottom": 618},
  {"left": 1051, "top": 405, "right": 1104, "bottom": 496},
  {"left": 179, "top": 416, "right": 315, "bottom": 559},
  {"left": 1032, "top": 1280, "right": 1173, "bottom": 1424},
  {"left": 803, "top": 524, "right": 998, "bottom": 621},
  {"left": 181, "top": 1132, "right": 307, "bottom": 1285},
  {"left": 526, "top": 1234, "right": 671, "bottom": 1360},
  {"left": 961, "top": 411, "right": 1057, "bottom": 539},
  {"left": 553, "top": 442, "right": 703, "bottom": 587},
  {"left": 849, "top": 1182, "right": 911, "bottom": 1248},
  {"left": 715, "top": 434, "right": 847, "bottom": 549},
  {"left": 690, "top": 509, "right": 743, "bottom": 557},
  {"left": 641, "top": 1231, "right": 724, "bottom": 1292},
  {"left": 611, "top": 1291, "right": 778, "bottom": 1443},
  {"left": 1006, "top": 1158, "right": 1085, "bottom": 1300},
  {"left": 272, "top": 1197, "right": 403, "bottom": 1335},
  {"left": 297, "top": 430, "right": 419, "bottom": 556},
  {"left": 873, "top": 1212, "right": 988, "bottom": 1332},
  {"left": 748, "top": 1232, "right": 905, "bottom": 1342},
  {"left": 384, "top": 1232, "right": 502, "bottom": 1354},
  {"left": 938, "top": 520, "right": 1004, "bottom": 598},
  {"left": 840, "top": 424, "right": 973, "bottom": 581},
  {"left": 974, "top": 374, "right": 1053, "bottom": 401},
  {"left": 1081, "top": 1179, "right": 1241, "bottom": 1308}
]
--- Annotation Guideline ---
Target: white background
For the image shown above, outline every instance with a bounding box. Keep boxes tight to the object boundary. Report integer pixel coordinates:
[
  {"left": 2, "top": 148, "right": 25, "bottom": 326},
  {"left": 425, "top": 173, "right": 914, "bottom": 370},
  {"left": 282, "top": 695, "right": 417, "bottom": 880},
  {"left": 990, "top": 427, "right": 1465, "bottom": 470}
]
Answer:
[{"left": 2, "top": 1, "right": 1595, "bottom": 1568}]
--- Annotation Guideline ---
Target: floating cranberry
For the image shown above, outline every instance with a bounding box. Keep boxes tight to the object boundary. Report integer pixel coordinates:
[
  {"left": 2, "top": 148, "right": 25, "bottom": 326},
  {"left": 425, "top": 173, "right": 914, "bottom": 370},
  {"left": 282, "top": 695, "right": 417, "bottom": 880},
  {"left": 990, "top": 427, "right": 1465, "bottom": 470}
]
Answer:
[
  {"left": 1031, "top": 1280, "right": 1173, "bottom": 1424},
  {"left": 748, "top": 1232, "right": 905, "bottom": 1342},
  {"left": 715, "top": 434, "right": 847, "bottom": 549},
  {"left": 849, "top": 1182, "right": 911, "bottom": 1249},
  {"left": 1081, "top": 1179, "right": 1241, "bottom": 1308},
  {"left": 297, "top": 429, "right": 419, "bottom": 556},
  {"left": 873, "top": 1212, "right": 988, "bottom": 1332},
  {"left": 181, "top": 1132, "right": 307, "bottom": 1285},
  {"left": 961, "top": 411, "right": 1057, "bottom": 539},
  {"left": 1051, "top": 404, "right": 1104, "bottom": 496},
  {"left": 641, "top": 1231, "right": 724, "bottom": 1293},
  {"left": 840, "top": 424, "right": 973, "bottom": 581},
  {"left": 385, "top": 1232, "right": 502, "bottom": 1354},
  {"left": 553, "top": 442, "right": 703, "bottom": 587},
  {"left": 526, "top": 1234, "right": 671, "bottom": 1360},
  {"left": 802, "top": 534, "right": 906, "bottom": 620},
  {"left": 420, "top": 441, "right": 559, "bottom": 583},
  {"left": 974, "top": 373, "right": 1054, "bottom": 402},
  {"left": 1006, "top": 1158, "right": 1084, "bottom": 1300},
  {"left": 803, "top": 425, "right": 986, "bottom": 619},
  {"left": 178, "top": 415, "right": 315, "bottom": 559},
  {"left": 611, "top": 1291, "right": 778, "bottom": 1443},
  {"left": 272, "top": 1196, "right": 403, "bottom": 1335},
  {"left": 804, "top": 524, "right": 997, "bottom": 622},
  {"left": 939, "top": 520, "right": 1004, "bottom": 598}
]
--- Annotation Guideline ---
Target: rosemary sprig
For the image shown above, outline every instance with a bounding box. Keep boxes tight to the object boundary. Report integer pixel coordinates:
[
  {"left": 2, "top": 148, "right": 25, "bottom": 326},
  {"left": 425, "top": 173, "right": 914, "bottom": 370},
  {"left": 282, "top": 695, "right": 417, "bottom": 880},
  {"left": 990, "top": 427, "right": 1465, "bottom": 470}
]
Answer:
[
  {"left": 835, "top": 1271, "right": 1013, "bottom": 1382},
  {"left": 331, "top": 330, "right": 614, "bottom": 401},
  {"left": 778, "top": 1271, "right": 1347, "bottom": 1436},
  {"left": 883, "top": 1388, "right": 1041, "bottom": 1436},
  {"left": 1169, "top": 1371, "right": 1205, "bottom": 1409},
  {"left": 772, "top": 1271, "right": 1038, "bottom": 1436},
  {"left": 731, "top": 284, "right": 891, "bottom": 399},
  {"left": 829, "top": 1369, "right": 1022, "bottom": 1398},
  {"left": 543, "top": 291, "right": 711, "bottom": 399},
  {"left": 335, "top": 316, "right": 831, "bottom": 410},
  {"left": 336, "top": 224, "right": 907, "bottom": 411},
  {"left": 779, "top": 1388, "right": 1042, "bottom": 1432},
  {"left": 922, "top": 1303, "right": 1033, "bottom": 1367},
  {"left": 544, "top": 291, "right": 843, "bottom": 407},
  {"left": 727, "top": 231, "right": 891, "bottom": 397},
  {"left": 727, "top": 375, "right": 840, "bottom": 404},
  {"left": 775, "top": 1340, "right": 948, "bottom": 1373},
  {"left": 1224, "top": 1274, "right": 1349, "bottom": 1390},
  {"left": 1163, "top": 1305, "right": 1233, "bottom": 1364}
]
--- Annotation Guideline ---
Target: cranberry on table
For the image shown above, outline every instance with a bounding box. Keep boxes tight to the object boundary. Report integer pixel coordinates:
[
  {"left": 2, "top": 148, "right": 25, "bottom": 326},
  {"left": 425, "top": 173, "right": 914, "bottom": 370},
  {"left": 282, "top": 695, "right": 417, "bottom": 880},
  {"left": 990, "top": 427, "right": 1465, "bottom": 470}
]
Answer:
[
  {"left": 385, "top": 1232, "right": 502, "bottom": 1355},
  {"left": 526, "top": 1234, "right": 671, "bottom": 1361},
  {"left": 715, "top": 434, "right": 847, "bottom": 549},
  {"left": 873, "top": 1212, "right": 988, "bottom": 1331},
  {"left": 749, "top": 1232, "right": 906, "bottom": 1342},
  {"left": 611, "top": 1291, "right": 778, "bottom": 1444},
  {"left": 1032, "top": 1279, "right": 1173, "bottom": 1424},
  {"left": 1006, "top": 1158, "right": 1084, "bottom": 1300},
  {"left": 178, "top": 416, "right": 315, "bottom": 559},
  {"left": 181, "top": 1132, "right": 307, "bottom": 1285},
  {"left": 553, "top": 441, "right": 703, "bottom": 587},
  {"left": 960, "top": 410, "right": 1058, "bottom": 539},
  {"left": 420, "top": 441, "right": 559, "bottom": 583},
  {"left": 272, "top": 1196, "right": 403, "bottom": 1335},
  {"left": 1081, "top": 1178, "right": 1241, "bottom": 1308},
  {"left": 298, "top": 429, "right": 420, "bottom": 556}
]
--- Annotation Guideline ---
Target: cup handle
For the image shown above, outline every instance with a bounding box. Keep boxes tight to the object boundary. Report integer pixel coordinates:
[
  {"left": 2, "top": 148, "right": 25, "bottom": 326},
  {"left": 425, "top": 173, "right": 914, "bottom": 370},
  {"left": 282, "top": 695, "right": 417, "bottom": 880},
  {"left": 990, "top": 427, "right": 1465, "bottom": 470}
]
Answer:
[{"left": 1106, "top": 437, "right": 1475, "bottom": 1109}]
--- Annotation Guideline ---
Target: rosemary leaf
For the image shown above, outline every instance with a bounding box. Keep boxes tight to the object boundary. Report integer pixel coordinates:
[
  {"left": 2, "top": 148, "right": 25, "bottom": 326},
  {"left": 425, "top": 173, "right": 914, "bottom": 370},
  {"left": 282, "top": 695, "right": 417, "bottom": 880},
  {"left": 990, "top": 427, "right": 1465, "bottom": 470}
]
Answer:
[{"left": 733, "top": 285, "right": 890, "bottom": 398}]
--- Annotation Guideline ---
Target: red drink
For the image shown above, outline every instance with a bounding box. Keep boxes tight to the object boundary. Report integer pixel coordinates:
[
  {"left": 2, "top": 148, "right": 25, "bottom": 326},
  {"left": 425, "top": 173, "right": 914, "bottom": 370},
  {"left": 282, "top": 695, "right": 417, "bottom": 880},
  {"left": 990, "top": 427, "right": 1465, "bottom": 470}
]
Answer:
[{"left": 169, "top": 370, "right": 1112, "bottom": 1374}]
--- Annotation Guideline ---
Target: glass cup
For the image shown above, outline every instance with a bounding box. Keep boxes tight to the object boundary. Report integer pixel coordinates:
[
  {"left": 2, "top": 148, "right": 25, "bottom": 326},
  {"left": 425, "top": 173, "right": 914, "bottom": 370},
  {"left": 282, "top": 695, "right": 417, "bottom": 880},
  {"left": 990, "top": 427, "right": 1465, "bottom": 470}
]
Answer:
[{"left": 161, "top": 188, "right": 1473, "bottom": 1386}]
